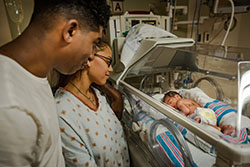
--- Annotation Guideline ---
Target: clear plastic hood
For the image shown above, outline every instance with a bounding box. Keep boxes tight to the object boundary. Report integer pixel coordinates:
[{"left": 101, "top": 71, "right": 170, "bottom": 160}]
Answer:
[
  {"left": 117, "top": 39, "right": 250, "bottom": 166},
  {"left": 123, "top": 44, "right": 250, "bottom": 81}
]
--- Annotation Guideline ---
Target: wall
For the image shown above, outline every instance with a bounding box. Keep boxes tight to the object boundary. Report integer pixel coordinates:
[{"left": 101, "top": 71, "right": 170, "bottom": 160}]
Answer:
[
  {"left": 0, "top": 0, "right": 34, "bottom": 46},
  {"left": 123, "top": 0, "right": 151, "bottom": 12},
  {"left": 0, "top": 0, "right": 12, "bottom": 46},
  {"left": 1, "top": 0, "right": 250, "bottom": 48},
  {"left": 186, "top": 0, "right": 250, "bottom": 48},
  {"left": 8, "top": 0, "right": 34, "bottom": 38},
  {"left": 107, "top": 0, "right": 169, "bottom": 15},
  {"left": 238, "top": 12, "right": 250, "bottom": 48}
]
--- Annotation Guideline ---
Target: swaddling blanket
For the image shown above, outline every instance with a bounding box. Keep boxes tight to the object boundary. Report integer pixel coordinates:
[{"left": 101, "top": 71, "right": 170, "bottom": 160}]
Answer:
[{"left": 180, "top": 88, "right": 249, "bottom": 144}]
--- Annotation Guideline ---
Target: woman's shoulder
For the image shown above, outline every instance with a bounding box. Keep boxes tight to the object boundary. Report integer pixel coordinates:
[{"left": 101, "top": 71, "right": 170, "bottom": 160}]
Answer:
[
  {"left": 54, "top": 88, "right": 76, "bottom": 109},
  {"left": 54, "top": 88, "right": 68, "bottom": 99}
]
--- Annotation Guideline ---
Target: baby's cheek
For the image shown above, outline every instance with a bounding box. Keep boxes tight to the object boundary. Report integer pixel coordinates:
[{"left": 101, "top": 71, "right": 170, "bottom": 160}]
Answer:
[{"left": 222, "top": 125, "right": 234, "bottom": 135}]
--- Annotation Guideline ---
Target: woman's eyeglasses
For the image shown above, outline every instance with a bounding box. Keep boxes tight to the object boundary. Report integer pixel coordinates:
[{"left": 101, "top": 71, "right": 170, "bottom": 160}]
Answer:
[{"left": 94, "top": 53, "right": 112, "bottom": 67}]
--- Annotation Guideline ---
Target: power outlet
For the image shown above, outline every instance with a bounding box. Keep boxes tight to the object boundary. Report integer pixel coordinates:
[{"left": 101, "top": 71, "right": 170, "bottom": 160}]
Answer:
[
  {"left": 197, "top": 33, "right": 203, "bottom": 43},
  {"left": 156, "top": 75, "right": 162, "bottom": 83},
  {"left": 204, "top": 32, "right": 210, "bottom": 43}
]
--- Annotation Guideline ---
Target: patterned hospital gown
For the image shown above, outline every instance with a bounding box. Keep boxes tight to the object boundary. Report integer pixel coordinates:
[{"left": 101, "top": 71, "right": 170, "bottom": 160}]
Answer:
[{"left": 55, "top": 88, "right": 130, "bottom": 167}]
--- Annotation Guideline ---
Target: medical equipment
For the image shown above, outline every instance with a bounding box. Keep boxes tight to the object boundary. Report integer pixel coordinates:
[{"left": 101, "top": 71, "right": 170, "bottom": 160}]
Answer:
[
  {"left": 112, "top": 36, "right": 250, "bottom": 166},
  {"left": 4, "top": 0, "right": 24, "bottom": 35},
  {"left": 107, "top": 11, "right": 171, "bottom": 46}
]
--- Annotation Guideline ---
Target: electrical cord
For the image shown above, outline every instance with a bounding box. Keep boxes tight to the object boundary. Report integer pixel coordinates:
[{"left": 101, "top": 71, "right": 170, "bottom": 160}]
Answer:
[{"left": 221, "top": 0, "right": 234, "bottom": 46}]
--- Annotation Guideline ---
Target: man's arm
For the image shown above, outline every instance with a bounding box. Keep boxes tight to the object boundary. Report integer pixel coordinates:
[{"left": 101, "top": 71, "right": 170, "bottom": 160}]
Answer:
[{"left": 0, "top": 107, "right": 38, "bottom": 166}]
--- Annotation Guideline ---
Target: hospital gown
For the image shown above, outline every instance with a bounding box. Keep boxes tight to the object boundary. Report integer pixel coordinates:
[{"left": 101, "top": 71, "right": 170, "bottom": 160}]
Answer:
[{"left": 55, "top": 88, "right": 130, "bottom": 167}]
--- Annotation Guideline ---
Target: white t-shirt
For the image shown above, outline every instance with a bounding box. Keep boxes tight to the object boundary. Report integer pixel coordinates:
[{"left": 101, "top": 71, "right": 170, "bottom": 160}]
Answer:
[{"left": 0, "top": 55, "right": 65, "bottom": 166}]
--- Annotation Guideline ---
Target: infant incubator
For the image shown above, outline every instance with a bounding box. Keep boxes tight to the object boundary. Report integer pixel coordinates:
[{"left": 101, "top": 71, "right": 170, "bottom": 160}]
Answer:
[{"left": 111, "top": 37, "right": 250, "bottom": 166}]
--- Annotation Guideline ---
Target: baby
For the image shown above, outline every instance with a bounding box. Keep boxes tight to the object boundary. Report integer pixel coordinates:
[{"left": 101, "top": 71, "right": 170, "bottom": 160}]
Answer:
[
  {"left": 163, "top": 91, "right": 201, "bottom": 117},
  {"left": 163, "top": 91, "right": 232, "bottom": 133}
]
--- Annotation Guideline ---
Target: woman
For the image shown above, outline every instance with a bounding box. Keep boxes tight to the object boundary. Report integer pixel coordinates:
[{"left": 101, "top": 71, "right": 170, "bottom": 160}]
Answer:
[{"left": 54, "top": 40, "right": 130, "bottom": 167}]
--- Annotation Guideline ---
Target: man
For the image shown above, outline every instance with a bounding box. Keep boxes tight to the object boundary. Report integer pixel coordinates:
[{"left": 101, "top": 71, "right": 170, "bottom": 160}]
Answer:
[{"left": 0, "top": 0, "right": 110, "bottom": 166}]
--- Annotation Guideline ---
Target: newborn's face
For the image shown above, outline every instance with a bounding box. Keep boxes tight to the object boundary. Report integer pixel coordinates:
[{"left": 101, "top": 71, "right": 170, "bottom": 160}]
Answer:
[
  {"left": 165, "top": 96, "right": 178, "bottom": 108},
  {"left": 221, "top": 125, "right": 235, "bottom": 136}
]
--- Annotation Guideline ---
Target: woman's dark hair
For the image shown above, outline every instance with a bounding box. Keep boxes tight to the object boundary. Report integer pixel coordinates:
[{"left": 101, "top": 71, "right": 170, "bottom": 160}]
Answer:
[
  {"left": 31, "top": 0, "right": 111, "bottom": 32},
  {"left": 163, "top": 91, "right": 182, "bottom": 102},
  {"left": 93, "top": 38, "right": 110, "bottom": 53},
  {"left": 50, "top": 38, "right": 110, "bottom": 94}
]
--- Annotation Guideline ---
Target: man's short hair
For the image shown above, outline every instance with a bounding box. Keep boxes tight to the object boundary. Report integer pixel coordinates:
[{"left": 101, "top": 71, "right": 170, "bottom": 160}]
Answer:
[{"left": 31, "top": 0, "right": 111, "bottom": 32}]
